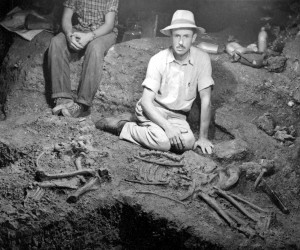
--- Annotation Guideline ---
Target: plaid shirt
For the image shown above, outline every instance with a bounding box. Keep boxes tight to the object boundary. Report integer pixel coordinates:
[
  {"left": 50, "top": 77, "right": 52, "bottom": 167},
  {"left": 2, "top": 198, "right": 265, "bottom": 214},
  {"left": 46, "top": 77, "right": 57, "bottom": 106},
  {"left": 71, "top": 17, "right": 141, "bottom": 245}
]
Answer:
[{"left": 63, "top": 0, "right": 118, "bottom": 34}]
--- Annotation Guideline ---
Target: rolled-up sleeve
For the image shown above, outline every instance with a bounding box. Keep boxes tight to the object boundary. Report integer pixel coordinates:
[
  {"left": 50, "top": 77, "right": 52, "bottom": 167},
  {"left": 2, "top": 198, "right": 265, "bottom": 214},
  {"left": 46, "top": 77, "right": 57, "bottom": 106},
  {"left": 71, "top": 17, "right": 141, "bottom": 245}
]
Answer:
[
  {"left": 106, "top": 0, "right": 119, "bottom": 14},
  {"left": 142, "top": 55, "right": 162, "bottom": 94},
  {"left": 198, "top": 53, "right": 214, "bottom": 91},
  {"left": 63, "top": 0, "right": 76, "bottom": 10}
]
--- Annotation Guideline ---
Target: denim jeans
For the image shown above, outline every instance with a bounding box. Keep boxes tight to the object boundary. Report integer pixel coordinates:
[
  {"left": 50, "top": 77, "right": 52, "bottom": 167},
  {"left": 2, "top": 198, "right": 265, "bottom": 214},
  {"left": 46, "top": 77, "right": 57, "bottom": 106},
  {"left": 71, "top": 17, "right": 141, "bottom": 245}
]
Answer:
[{"left": 48, "top": 31, "right": 116, "bottom": 106}]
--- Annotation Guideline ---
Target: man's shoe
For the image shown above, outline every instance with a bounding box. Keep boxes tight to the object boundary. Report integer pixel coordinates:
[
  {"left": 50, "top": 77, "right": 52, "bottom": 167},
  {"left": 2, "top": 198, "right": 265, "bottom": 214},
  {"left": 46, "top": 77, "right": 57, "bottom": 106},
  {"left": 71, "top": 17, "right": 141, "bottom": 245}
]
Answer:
[
  {"left": 61, "top": 102, "right": 91, "bottom": 118},
  {"left": 95, "top": 113, "right": 135, "bottom": 136},
  {"left": 52, "top": 98, "right": 74, "bottom": 115}
]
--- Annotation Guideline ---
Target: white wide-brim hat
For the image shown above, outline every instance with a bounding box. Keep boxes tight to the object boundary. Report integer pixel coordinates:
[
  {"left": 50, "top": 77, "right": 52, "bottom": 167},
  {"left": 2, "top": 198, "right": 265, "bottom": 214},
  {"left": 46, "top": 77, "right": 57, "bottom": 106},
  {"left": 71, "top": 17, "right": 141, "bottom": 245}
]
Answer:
[{"left": 160, "top": 10, "right": 206, "bottom": 36}]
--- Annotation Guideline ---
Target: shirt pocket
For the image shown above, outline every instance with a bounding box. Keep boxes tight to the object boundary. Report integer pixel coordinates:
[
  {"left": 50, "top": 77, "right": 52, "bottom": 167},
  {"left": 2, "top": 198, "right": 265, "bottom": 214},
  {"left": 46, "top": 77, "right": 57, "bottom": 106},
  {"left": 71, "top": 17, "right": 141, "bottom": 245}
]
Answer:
[{"left": 185, "top": 81, "right": 197, "bottom": 101}]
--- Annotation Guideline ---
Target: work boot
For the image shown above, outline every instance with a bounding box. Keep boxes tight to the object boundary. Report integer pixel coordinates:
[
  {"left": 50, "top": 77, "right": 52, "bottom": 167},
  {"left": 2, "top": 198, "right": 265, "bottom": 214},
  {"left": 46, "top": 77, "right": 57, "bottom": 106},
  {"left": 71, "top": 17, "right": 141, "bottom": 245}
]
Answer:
[
  {"left": 52, "top": 98, "right": 73, "bottom": 115},
  {"left": 61, "top": 102, "right": 91, "bottom": 118},
  {"left": 95, "top": 112, "right": 135, "bottom": 136}
]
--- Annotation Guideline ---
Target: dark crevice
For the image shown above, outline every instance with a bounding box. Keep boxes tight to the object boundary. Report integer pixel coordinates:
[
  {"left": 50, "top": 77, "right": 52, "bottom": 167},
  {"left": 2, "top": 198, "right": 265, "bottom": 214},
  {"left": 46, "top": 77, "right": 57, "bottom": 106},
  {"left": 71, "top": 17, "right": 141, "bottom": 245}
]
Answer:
[{"left": 0, "top": 202, "right": 222, "bottom": 249}]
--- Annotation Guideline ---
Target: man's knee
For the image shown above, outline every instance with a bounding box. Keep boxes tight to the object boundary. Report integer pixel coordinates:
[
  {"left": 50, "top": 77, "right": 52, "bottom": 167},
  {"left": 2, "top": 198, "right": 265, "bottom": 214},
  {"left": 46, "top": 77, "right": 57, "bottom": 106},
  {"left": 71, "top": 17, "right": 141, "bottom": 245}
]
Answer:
[
  {"left": 49, "top": 34, "right": 65, "bottom": 53},
  {"left": 148, "top": 126, "right": 171, "bottom": 152},
  {"left": 50, "top": 34, "right": 64, "bottom": 49},
  {"left": 156, "top": 139, "right": 171, "bottom": 152},
  {"left": 183, "top": 132, "right": 196, "bottom": 151},
  {"left": 86, "top": 41, "right": 106, "bottom": 58}
]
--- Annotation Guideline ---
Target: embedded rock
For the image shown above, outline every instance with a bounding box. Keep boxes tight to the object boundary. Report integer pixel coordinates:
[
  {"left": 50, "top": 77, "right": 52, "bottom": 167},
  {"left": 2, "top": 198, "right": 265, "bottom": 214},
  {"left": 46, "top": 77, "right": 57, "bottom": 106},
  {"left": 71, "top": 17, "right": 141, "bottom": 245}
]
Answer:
[{"left": 213, "top": 139, "right": 248, "bottom": 162}]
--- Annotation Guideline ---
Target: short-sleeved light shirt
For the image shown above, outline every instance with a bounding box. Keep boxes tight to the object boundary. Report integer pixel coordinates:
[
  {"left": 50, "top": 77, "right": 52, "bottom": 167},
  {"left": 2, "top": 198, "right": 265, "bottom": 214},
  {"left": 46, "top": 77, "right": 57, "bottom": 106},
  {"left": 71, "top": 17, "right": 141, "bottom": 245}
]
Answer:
[
  {"left": 141, "top": 46, "right": 214, "bottom": 112},
  {"left": 63, "top": 0, "right": 118, "bottom": 34}
]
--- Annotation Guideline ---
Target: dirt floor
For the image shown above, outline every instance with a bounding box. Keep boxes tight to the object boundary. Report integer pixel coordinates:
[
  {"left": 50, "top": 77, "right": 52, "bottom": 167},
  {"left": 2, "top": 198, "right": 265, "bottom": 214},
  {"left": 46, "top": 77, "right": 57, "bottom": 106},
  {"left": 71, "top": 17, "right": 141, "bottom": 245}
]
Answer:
[{"left": 1, "top": 1, "right": 300, "bottom": 250}]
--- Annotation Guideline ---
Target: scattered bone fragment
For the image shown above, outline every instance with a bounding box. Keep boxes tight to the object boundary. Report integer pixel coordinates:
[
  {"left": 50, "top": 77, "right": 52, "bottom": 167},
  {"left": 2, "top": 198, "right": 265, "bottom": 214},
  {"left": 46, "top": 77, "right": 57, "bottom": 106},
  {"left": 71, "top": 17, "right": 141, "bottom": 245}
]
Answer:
[
  {"left": 33, "top": 187, "right": 45, "bottom": 201},
  {"left": 25, "top": 187, "right": 45, "bottom": 202}
]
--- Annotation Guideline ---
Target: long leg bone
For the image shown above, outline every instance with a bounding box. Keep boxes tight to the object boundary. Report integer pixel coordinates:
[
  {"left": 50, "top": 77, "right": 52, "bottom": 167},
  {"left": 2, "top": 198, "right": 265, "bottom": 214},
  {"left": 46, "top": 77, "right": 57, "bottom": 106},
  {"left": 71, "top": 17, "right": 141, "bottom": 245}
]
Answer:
[
  {"left": 36, "top": 178, "right": 80, "bottom": 189},
  {"left": 227, "top": 192, "right": 269, "bottom": 213},
  {"left": 214, "top": 187, "right": 258, "bottom": 222},
  {"left": 225, "top": 211, "right": 257, "bottom": 238},
  {"left": 197, "top": 191, "right": 256, "bottom": 238},
  {"left": 225, "top": 210, "right": 248, "bottom": 226},
  {"left": 36, "top": 169, "right": 96, "bottom": 181},
  {"left": 197, "top": 191, "right": 237, "bottom": 228},
  {"left": 67, "top": 176, "right": 101, "bottom": 203},
  {"left": 38, "top": 182, "right": 79, "bottom": 189}
]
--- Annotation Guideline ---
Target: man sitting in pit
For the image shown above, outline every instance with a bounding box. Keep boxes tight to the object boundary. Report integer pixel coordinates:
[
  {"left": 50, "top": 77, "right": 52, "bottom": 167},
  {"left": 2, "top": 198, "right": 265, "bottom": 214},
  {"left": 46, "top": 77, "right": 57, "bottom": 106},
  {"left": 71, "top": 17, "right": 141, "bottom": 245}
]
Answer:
[
  {"left": 49, "top": 0, "right": 119, "bottom": 118},
  {"left": 96, "top": 10, "right": 214, "bottom": 154}
]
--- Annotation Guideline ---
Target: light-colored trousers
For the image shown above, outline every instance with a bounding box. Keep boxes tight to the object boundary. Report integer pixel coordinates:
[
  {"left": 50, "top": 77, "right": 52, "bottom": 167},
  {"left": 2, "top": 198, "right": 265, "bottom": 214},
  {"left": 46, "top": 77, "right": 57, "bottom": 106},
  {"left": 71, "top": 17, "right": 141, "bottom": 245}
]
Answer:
[{"left": 120, "top": 102, "right": 195, "bottom": 151}]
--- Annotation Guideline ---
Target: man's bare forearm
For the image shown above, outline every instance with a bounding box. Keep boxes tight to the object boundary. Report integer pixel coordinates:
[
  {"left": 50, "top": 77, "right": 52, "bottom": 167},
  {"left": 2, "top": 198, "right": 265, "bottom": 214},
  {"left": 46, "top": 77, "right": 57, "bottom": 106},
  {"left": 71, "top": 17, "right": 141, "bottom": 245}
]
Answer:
[
  {"left": 62, "top": 8, "right": 73, "bottom": 37},
  {"left": 199, "top": 88, "right": 212, "bottom": 139},
  {"left": 140, "top": 89, "right": 171, "bottom": 131},
  {"left": 88, "top": 12, "right": 116, "bottom": 41},
  {"left": 199, "top": 100, "right": 211, "bottom": 139}
]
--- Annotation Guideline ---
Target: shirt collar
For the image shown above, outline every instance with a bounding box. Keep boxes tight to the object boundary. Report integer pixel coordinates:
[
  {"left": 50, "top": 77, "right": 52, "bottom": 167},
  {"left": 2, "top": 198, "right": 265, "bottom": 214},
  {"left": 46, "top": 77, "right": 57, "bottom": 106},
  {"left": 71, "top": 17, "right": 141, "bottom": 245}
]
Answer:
[{"left": 167, "top": 46, "right": 195, "bottom": 66}]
